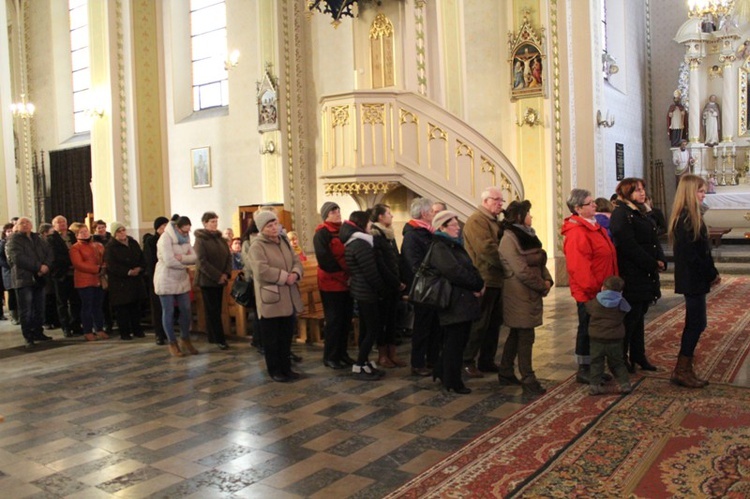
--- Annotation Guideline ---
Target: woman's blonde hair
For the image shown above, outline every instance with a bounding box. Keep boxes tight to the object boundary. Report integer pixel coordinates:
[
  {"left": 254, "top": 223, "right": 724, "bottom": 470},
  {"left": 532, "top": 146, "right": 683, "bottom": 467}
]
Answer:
[{"left": 668, "top": 174, "right": 706, "bottom": 242}]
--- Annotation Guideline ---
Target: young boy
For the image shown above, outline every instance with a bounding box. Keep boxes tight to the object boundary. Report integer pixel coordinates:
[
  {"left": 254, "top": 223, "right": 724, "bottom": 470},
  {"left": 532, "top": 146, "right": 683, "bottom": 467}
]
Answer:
[{"left": 585, "top": 275, "right": 632, "bottom": 395}]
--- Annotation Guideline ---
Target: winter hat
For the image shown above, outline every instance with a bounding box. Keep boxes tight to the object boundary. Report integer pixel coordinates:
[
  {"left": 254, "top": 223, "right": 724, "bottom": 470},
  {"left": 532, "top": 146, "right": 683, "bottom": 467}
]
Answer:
[
  {"left": 254, "top": 211, "right": 278, "bottom": 231},
  {"left": 110, "top": 222, "right": 125, "bottom": 235},
  {"left": 320, "top": 201, "right": 340, "bottom": 220},
  {"left": 153, "top": 216, "right": 169, "bottom": 232},
  {"left": 432, "top": 210, "right": 459, "bottom": 231}
]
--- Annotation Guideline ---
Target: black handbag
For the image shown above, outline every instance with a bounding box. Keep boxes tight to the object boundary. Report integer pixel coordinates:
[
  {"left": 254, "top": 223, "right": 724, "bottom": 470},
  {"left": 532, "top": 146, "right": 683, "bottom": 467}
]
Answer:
[
  {"left": 230, "top": 272, "right": 255, "bottom": 307},
  {"left": 408, "top": 243, "right": 452, "bottom": 309}
]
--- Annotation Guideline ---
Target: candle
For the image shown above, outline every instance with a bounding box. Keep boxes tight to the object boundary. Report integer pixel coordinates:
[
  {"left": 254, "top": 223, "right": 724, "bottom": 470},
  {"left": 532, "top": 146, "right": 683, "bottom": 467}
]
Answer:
[{"left": 713, "top": 147, "right": 718, "bottom": 158}]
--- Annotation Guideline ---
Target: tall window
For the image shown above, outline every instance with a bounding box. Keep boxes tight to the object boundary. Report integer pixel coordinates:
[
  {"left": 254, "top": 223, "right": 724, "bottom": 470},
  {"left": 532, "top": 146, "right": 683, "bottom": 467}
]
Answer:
[
  {"left": 69, "top": 0, "right": 90, "bottom": 133},
  {"left": 190, "top": 0, "right": 229, "bottom": 111}
]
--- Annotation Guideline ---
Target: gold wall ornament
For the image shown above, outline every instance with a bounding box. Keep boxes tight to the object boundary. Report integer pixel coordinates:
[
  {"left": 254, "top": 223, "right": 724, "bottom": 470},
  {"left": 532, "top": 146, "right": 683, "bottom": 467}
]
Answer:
[
  {"left": 480, "top": 156, "right": 496, "bottom": 185},
  {"left": 370, "top": 13, "right": 396, "bottom": 88},
  {"left": 456, "top": 140, "right": 474, "bottom": 158},
  {"left": 331, "top": 105, "right": 350, "bottom": 127},
  {"left": 399, "top": 109, "right": 418, "bottom": 125},
  {"left": 708, "top": 64, "right": 723, "bottom": 79},
  {"left": 361, "top": 103, "right": 385, "bottom": 125},
  {"left": 369, "top": 13, "right": 393, "bottom": 39},
  {"left": 508, "top": 9, "right": 547, "bottom": 101},
  {"left": 428, "top": 123, "right": 447, "bottom": 141},
  {"left": 516, "top": 107, "right": 542, "bottom": 127},
  {"left": 324, "top": 181, "right": 400, "bottom": 196},
  {"left": 740, "top": 62, "right": 750, "bottom": 136}
]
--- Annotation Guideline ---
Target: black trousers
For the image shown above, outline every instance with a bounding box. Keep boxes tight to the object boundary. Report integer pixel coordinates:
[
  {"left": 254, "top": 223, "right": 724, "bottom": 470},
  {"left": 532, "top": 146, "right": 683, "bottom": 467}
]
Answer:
[
  {"left": 113, "top": 302, "right": 142, "bottom": 338},
  {"left": 623, "top": 300, "right": 650, "bottom": 363},
  {"left": 260, "top": 315, "right": 294, "bottom": 376},
  {"left": 377, "top": 295, "right": 399, "bottom": 347},
  {"left": 53, "top": 276, "right": 81, "bottom": 334},
  {"left": 410, "top": 303, "right": 440, "bottom": 368},
  {"left": 356, "top": 300, "right": 381, "bottom": 365},
  {"left": 201, "top": 286, "right": 226, "bottom": 344},
  {"left": 575, "top": 301, "right": 591, "bottom": 365},
  {"left": 321, "top": 290, "right": 353, "bottom": 362},
  {"left": 437, "top": 321, "right": 471, "bottom": 390},
  {"left": 680, "top": 293, "right": 707, "bottom": 357}
]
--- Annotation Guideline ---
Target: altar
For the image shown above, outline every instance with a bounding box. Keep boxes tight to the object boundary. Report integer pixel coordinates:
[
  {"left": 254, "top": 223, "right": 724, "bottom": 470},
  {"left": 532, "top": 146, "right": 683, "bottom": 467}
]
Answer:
[{"left": 703, "top": 185, "right": 750, "bottom": 229}]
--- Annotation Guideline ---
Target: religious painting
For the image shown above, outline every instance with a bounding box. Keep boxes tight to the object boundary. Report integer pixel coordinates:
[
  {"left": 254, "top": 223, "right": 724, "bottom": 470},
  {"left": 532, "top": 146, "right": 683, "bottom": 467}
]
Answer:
[
  {"left": 257, "top": 66, "right": 279, "bottom": 133},
  {"left": 191, "top": 147, "right": 211, "bottom": 188},
  {"left": 508, "top": 12, "right": 547, "bottom": 101}
]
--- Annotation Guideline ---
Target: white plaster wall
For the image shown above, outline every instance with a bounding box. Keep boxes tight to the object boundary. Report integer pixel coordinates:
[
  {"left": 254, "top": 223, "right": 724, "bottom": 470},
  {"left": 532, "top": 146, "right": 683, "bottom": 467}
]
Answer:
[
  {"left": 161, "top": 0, "right": 265, "bottom": 229},
  {"left": 649, "top": 0, "right": 693, "bottom": 211},
  {"left": 600, "top": 0, "right": 648, "bottom": 198}
]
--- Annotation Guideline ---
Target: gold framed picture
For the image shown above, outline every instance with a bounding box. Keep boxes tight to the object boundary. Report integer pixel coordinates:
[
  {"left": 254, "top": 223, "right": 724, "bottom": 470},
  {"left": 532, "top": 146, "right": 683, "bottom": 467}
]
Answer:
[{"left": 191, "top": 146, "right": 211, "bottom": 188}]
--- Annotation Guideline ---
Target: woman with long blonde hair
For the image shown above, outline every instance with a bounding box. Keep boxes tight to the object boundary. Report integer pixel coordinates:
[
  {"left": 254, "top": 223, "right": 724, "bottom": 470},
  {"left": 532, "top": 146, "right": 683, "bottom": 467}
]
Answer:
[{"left": 668, "top": 174, "right": 720, "bottom": 388}]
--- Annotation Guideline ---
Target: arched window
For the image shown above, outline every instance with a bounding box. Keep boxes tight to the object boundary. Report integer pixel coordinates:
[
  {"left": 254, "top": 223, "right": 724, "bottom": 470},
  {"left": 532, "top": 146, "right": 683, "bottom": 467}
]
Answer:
[
  {"left": 190, "top": 0, "right": 229, "bottom": 111},
  {"left": 69, "top": 0, "right": 90, "bottom": 134}
]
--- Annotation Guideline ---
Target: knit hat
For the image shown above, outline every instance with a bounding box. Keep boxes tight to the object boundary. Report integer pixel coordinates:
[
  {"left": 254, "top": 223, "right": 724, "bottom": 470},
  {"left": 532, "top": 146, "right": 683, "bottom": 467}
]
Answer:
[
  {"left": 432, "top": 210, "right": 459, "bottom": 231},
  {"left": 153, "top": 216, "right": 169, "bottom": 231},
  {"left": 110, "top": 221, "right": 125, "bottom": 235},
  {"left": 254, "top": 210, "right": 278, "bottom": 231},
  {"left": 320, "top": 201, "right": 340, "bottom": 220}
]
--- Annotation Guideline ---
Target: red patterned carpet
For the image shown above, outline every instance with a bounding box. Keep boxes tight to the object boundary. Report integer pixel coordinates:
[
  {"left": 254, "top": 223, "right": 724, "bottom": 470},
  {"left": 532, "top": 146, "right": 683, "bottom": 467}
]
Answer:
[{"left": 386, "top": 276, "right": 750, "bottom": 498}]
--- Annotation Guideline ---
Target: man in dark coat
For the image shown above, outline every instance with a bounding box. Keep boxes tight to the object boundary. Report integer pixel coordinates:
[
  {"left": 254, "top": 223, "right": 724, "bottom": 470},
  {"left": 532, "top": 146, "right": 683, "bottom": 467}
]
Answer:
[
  {"left": 48, "top": 215, "right": 82, "bottom": 337},
  {"left": 143, "top": 216, "right": 169, "bottom": 345},
  {"left": 6, "top": 217, "right": 54, "bottom": 347}
]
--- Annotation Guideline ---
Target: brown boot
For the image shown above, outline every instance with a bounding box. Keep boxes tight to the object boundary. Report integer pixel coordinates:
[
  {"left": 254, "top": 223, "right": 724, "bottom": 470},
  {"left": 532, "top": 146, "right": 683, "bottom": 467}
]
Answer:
[
  {"left": 168, "top": 341, "right": 184, "bottom": 357},
  {"left": 671, "top": 355, "right": 703, "bottom": 388},
  {"left": 388, "top": 344, "right": 407, "bottom": 367},
  {"left": 686, "top": 356, "right": 709, "bottom": 387},
  {"left": 179, "top": 338, "right": 199, "bottom": 355},
  {"left": 377, "top": 345, "right": 396, "bottom": 368}
]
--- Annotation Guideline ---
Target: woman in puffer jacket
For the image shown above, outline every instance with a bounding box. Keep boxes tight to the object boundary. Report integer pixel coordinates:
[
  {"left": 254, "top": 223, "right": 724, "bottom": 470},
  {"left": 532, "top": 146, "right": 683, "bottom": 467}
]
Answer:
[
  {"left": 69, "top": 224, "right": 107, "bottom": 342},
  {"left": 154, "top": 216, "right": 197, "bottom": 357},
  {"left": 498, "top": 200, "right": 554, "bottom": 398}
]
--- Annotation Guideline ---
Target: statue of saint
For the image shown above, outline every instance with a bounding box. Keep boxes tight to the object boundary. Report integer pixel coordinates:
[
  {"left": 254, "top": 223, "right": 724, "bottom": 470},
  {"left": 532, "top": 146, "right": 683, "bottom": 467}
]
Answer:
[
  {"left": 702, "top": 95, "right": 721, "bottom": 147},
  {"left": 672, "top": 139, "right": 695, "bottom": 186},
  {"left": 667, "top": 93, "right": 688, "bottom": 147}
]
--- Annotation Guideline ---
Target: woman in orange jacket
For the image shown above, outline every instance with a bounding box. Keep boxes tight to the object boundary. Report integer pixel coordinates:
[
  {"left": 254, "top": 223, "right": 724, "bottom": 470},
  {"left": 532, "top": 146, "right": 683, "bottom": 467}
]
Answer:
[{"left": 70, "top": 224, "right": 107, "bottom": 341}]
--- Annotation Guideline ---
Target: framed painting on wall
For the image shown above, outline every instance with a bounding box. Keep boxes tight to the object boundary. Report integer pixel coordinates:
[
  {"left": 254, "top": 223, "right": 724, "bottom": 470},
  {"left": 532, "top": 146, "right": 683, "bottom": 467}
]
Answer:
[
  {"left": 508, "top": 12, "right": 547, "bottom": 101},
  {"left": 191, "top": 146, "right": 211, "bottom": 188}
]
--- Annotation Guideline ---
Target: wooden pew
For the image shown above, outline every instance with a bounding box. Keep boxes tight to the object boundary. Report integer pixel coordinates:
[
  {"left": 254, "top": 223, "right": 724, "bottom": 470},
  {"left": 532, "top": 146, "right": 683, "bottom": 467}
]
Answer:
[{"left": 297, "top": 257, "right": 324, "bottom": 344}]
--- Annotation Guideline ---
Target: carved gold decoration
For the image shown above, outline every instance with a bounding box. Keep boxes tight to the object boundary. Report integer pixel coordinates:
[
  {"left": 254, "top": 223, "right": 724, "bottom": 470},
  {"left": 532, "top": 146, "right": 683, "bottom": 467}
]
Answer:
[
  {"left": 324, "top": 181, "right": 400, "bottom": 196},
  {"left": 456, "top": 140, "right": 473, "bottom": 158},
  {"left": 414, "top": 2, "right": 427, "bottom": 95},
  {"left": 481, "top": 156, "right": 496, "bottom": 185},
  {"left": 400, "top": 109, "right": 418, "bottom": 125},
  {"left": 428, "top": 123, "right": 447, "bottom": 141},
  {"left": 457, "top": 139, "right": 475, "bottom": 196},
  {"left": 331, "top": 105, "right": 350, "bottom": 127},
  {"left": 116, "top": 0, "right": 130, "bottom": 225},
  {"left": 361, "top": 103, "right": 385, "bottom": 125},
  {"left": 550, "top": 0, "right": 564, "bottom": 252},
  {"left": 740, "top": 60, "right": 750, "bottom": 136},
  {"left": 369, "top": 13, "right": 393, "bottom": 39}
]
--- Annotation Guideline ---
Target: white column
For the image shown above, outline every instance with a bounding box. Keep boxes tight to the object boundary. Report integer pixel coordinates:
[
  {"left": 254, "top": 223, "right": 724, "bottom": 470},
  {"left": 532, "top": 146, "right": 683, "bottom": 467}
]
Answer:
[
  {"left": 721, "top": 56, "right": 736, "bottom": 142},
  {"left": 688, "top": 58, "right": 702, "bottom": 143}
]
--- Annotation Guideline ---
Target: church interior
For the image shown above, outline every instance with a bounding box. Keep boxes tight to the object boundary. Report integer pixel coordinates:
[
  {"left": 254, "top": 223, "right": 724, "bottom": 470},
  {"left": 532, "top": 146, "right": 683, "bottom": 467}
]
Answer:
[{"left": 0, "top": 0, "right": 749, "bottom": 497}]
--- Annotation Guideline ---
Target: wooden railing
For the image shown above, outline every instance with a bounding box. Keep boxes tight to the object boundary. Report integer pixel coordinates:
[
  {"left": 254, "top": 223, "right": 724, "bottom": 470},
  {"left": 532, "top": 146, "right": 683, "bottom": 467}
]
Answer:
[{"left": 319, "top": 90, "right": 524, "bottom": 217}]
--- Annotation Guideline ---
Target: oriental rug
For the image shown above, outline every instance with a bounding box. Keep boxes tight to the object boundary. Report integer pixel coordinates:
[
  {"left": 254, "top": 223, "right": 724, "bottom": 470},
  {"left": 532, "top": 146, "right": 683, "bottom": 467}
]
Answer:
[
  {"left": 511, "top": 378, "right": 750, "bottom": 497},
  {"left": 385, "top": 276, "right": 750, "bottom": 498}
]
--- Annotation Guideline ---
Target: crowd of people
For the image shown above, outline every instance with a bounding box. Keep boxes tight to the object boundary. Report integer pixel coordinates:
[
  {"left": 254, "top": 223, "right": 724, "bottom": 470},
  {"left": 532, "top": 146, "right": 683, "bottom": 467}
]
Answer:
[{"left": 0, "top": 175, "right": 719, "bottom": 393}]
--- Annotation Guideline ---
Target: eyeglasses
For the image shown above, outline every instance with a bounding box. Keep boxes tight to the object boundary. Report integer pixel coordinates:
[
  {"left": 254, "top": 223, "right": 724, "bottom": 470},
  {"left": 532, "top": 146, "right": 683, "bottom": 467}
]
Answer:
[
  {"left": 488, "top": 196, "right": 504, "bottom": 202},
  {"left": 579, "top": 200, "right": 596, "bottom": 207}
]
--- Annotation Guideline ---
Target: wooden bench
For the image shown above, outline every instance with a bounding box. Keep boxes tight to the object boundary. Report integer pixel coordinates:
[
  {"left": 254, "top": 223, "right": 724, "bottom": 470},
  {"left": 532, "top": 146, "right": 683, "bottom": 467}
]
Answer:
[
  {"left": 297, "top": 257, "right": 324, "bottom": 344},
  {"left": 190, "top": 267, "right": 249, "bottom": 337}
]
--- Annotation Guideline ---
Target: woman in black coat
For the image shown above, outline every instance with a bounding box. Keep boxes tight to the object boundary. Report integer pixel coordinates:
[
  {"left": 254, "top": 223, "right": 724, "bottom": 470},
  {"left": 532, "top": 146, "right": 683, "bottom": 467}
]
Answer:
[
  {"left": 341, "top": 211, "right": 387, "bottom": 381},
  {"left": 668, "top": 174, "right": 720, "bottom": 388},
  {"left": 428, "top": 210, "right": 485, "bottom": 394},
  {"left": 104, "top": 223, "right": 147, "bottom": 340},
  {"left": 610, "top": 178, "right": 666, "bottom": 372}
]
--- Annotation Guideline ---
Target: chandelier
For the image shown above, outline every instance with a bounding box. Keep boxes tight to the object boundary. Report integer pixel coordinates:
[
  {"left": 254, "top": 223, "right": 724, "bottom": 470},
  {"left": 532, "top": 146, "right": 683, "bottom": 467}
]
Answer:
[
  {"left": 307, "top": 0, "right": 385, "bottom": 27},
  {"left": 687, "top": 0, "right": 734, "bottom": 18},
  {"left": 10, "top": 93, "right": 35, "bottom": 119}
]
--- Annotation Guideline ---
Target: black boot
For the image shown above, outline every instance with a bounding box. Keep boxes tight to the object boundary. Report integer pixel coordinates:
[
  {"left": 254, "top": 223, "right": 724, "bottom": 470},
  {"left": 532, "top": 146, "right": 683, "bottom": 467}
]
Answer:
[{"left": 576, "top": 364, "right": 591, "bottom": 384}]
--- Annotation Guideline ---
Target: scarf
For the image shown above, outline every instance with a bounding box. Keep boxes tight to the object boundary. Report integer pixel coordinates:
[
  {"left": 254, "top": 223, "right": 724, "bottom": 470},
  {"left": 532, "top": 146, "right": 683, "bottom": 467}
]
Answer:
[
  {"left": 434, "top": 230, "right": 462, "bottom": 246},
  {"left": 372, "top": 222, "right": 395, "bottom": 240}
]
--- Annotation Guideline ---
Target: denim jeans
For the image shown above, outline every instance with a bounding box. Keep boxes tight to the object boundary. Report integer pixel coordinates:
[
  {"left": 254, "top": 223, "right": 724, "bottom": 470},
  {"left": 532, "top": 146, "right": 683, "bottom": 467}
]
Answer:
[
  {"left": 77, "top": 286, "right": 105, "bottom": 333},
  {"left": 159, "top": 293, "right": 192, "bottom": 342},
  {"left": 16, "top": 284, "right": 45, "bottom": 341}
]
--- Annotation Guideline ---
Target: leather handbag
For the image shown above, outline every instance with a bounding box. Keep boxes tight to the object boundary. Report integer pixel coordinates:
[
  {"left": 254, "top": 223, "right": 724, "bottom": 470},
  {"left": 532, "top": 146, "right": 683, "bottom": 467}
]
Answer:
[
  {"left": 408, "top": 243, "right": 452, "bottom": 309},
  {"left": 230, "top": 272, "right": 255, "bottom": 307}
]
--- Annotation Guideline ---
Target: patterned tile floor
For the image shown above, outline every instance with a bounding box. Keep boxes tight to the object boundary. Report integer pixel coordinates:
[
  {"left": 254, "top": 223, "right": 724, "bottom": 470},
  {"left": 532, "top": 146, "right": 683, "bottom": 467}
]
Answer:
[{"left": 0, "top": 286, "right": 746, "bottom": 498}]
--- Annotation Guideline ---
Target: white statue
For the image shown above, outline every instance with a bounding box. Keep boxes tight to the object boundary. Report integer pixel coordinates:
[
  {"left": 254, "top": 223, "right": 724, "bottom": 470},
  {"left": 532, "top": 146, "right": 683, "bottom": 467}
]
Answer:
[
  {"left": 702, "top": 95, "right": 720, "bottom": 147},
  {"left": 672, "top": 139, "right": 695, "bottom": 186}
]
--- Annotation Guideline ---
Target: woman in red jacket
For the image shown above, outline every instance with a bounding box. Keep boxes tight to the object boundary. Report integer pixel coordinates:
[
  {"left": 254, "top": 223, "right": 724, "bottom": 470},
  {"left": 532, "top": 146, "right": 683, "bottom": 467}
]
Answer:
[
  {"left": 562, "top": 188, "right": 618, "bottom": 384},
  {"left": 70, "top": 224, "right": 107, "bottom": 341}
]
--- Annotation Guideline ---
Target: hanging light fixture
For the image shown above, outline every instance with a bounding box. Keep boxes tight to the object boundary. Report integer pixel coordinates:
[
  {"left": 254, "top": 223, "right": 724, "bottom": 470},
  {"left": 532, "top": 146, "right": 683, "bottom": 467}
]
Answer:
[
  {"left": 687, "top": 0, "right": 734, "bottom": 19},
  {"left": 307, "top": 0, "right": 383, "bottom": 28},
  {"left": 10, "top": 93, "right": 35, "bottom": 119}
]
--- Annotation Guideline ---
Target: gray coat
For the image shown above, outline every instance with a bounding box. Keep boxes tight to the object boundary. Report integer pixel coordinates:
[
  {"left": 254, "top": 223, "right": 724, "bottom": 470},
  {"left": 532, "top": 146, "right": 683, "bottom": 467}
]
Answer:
[
  {"left": 249, "top": 234, "right": 304, "bottom": 319},
  {"left": 5, "top": 232, "right": 53, "bottom": 289}
]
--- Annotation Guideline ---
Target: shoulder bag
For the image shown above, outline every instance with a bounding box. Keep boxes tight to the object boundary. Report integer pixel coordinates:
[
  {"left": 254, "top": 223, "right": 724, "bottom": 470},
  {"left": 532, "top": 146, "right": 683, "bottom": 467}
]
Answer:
[
  {"left": 408, "top": 243, "right": 452, "bottom": 309},
  {"left": 231, "top": 271, "right": 255, "bottom": 307}
]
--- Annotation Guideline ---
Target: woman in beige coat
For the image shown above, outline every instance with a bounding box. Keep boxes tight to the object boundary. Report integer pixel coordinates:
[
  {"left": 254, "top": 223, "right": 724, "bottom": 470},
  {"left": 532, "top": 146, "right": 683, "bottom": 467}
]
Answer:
[
  {"left": 249, "top": 211, "right": 304, "bottom": 382},
  {"left": 498, "top": 200, "right": 553, "bottom": 397}
]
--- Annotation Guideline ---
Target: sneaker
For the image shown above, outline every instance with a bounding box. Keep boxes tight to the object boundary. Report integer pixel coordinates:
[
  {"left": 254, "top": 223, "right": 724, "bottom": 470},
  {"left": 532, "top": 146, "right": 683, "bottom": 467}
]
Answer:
[{"left": 352, "top": 363, "right": 381, "bottom": 381}]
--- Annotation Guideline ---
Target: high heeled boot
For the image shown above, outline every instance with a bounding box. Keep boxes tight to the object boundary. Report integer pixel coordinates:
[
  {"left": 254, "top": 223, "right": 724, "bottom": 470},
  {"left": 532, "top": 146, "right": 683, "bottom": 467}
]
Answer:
[
  {"left": 168, "top": 341, "right": 184, "bottom": 357},
  {"left": 179, "top": 338, "right": 199, "bottom": 355},
  {"left": 671, "top": 355, "right": 703, "bottom": 388}
]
